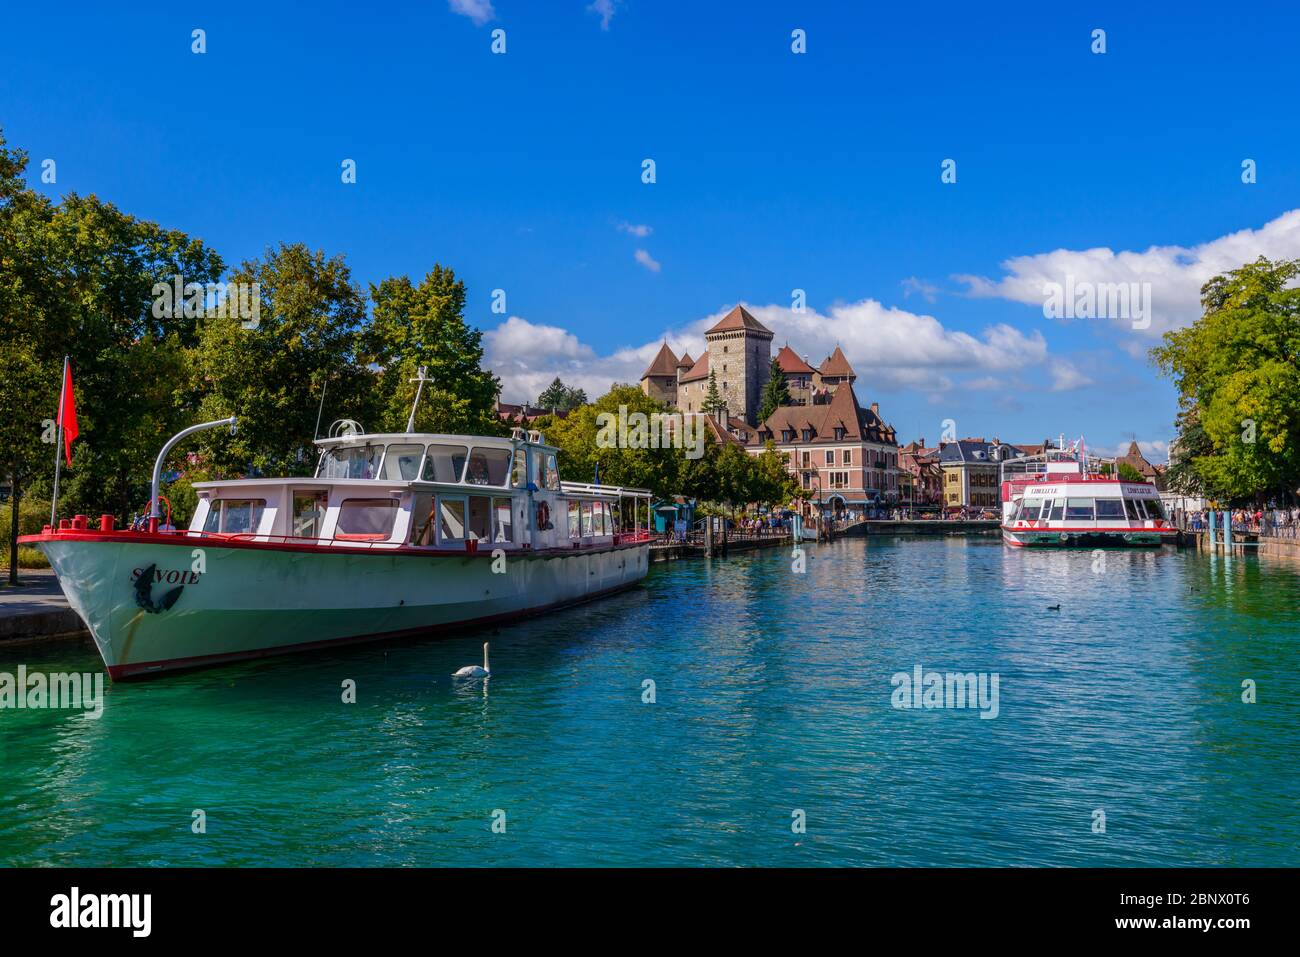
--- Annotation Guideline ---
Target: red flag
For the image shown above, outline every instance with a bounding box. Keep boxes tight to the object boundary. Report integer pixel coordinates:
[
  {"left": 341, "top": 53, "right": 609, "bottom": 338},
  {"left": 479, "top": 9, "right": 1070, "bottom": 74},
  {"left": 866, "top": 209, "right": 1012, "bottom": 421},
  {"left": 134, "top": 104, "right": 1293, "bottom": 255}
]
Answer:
[{"left": 59, "top": 359, "right": 78, "bottom": 466}]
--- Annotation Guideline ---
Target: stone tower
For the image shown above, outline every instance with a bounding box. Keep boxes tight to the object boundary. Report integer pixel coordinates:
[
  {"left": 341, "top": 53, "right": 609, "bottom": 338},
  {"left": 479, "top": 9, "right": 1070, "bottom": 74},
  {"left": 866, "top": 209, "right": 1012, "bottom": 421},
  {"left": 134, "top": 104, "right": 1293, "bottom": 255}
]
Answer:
[{"left": 704, "top": 305, "right": 774, "bottom": 424}]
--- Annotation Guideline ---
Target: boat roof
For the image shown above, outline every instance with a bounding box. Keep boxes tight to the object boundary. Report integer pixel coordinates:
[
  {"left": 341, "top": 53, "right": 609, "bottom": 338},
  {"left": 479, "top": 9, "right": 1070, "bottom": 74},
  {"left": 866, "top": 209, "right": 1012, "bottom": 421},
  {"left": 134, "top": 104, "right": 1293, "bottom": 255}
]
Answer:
[{"left": 312, "top": 431, "right": 556, "bottom": 453}]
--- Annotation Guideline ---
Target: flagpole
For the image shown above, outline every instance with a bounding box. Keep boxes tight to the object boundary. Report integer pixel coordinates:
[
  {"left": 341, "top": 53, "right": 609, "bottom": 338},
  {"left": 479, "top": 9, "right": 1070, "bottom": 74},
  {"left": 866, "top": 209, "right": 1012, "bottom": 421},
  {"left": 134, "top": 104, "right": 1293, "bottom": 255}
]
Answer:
[{"left": 50, "top": 356, "right": 68, "bottom": 527}]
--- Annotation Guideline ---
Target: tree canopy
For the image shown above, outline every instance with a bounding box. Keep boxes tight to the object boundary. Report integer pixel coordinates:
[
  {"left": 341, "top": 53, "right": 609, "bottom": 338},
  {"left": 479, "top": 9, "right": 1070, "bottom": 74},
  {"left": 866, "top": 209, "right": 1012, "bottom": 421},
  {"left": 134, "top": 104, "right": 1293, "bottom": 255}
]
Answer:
[
  {"left": 0, "top": 127, "right": 503, "bottom": 533},
  {"left": 1152, "top": 256, "right": 1300, "bottom": 502}
]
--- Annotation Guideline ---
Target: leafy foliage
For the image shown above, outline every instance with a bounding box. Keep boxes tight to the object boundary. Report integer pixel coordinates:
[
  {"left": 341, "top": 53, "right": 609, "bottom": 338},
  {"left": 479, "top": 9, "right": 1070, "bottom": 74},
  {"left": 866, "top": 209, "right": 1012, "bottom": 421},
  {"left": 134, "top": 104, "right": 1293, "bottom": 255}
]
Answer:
[
  {"left": 758, "top": 358, "right": 791, "bottom": 423},
  {"left": 1152, "top": 257, "right": 1300, "bottom": 501}
]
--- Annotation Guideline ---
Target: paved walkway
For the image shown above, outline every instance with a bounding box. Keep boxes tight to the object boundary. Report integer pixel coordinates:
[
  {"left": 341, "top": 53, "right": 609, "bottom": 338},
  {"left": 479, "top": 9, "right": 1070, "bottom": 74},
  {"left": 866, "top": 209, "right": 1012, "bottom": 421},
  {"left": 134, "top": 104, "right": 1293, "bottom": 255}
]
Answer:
[{"left": 0, "top": 569, "right": 85, "bottom": 641}]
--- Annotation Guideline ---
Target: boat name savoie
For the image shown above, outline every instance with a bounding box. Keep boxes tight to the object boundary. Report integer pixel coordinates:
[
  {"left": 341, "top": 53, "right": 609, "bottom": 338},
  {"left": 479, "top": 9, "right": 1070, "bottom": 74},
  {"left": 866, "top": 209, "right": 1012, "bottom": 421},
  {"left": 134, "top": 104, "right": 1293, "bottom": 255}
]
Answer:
[{"left": 129, "top": 566, "right": 202, "bottom": 586}]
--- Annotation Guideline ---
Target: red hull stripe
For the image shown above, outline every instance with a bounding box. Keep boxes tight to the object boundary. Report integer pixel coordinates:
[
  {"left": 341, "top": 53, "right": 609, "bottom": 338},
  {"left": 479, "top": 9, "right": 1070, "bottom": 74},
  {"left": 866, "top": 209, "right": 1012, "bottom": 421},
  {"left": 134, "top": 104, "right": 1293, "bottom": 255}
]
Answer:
[
  {"left": 106, "top": 580, "right": 643, "bottom": 680},
  {"left": 20, "top": 530, "right": 650, "bottom": 560}
]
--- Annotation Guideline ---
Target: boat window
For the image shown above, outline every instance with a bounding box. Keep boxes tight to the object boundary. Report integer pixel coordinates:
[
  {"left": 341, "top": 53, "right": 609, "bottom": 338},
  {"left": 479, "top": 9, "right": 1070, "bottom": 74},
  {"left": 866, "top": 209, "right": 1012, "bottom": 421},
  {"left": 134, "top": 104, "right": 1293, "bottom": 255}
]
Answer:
[
  {"left": 202, "top": 499, "right": 267, "bottom": 534},
  {"left": 513, "top": 448, "right": 528, "bottom": 487},
  {"left": 381, "top": 444, "right": 425, "bottom": 481},
  {"left": 438, "top": 496, "right": 467, "bottom": 543},
  {"left": 465, "top": 447, "right": 512, "bottom": 486},
  {"left": 569, "top": 501, "right": 581, "bottom": 539},
  {"left": 1095, "top": 499, "right": 1125, "bottom": 520},
  {"left": 581, "top": 502, "right": 594, "bottom": 536},
  {"left": 292, "top": 491, "right": 329, "bottom": 538},
  {"left": 468, "top": 496, "right": 491, "bottom": 540},
  {"left": 531, "top": 451, "right": 548, "bottom": 489},
  {"left": 599, "top": 502, "right": 612, "bottom": 535},
  {"left": 1140, "top": 499, "right": 1165, "bottom": 520},
  {"left": 493, "top": 497, "right": 514, "bottom": 543},
  {"left": 1064, "top": 497, "right": 1095, "bottom": 521},
  {"left": 1047, "top": 500, "right": 1065, "bottom": 521},
  {"left": 336, "top": 498, "right": 398, "bottom": 540},
  {"left": 410, "top": 493, "right": 436, "bottom": 545},
  {"left": 544, "top": 453, "right": 560, "bottom": 489},
  {"left": 319, "top": 445, "right": 382, "bottom": 479},
  {"left": 1124, "top": 498, "right": 1142, "bottom": 520},
  {"left": 1020, "top": 502, "right": 1041, "bottom": 521},
  {"left": 422, "top": 444, "right": 468, "bottom": 483}
]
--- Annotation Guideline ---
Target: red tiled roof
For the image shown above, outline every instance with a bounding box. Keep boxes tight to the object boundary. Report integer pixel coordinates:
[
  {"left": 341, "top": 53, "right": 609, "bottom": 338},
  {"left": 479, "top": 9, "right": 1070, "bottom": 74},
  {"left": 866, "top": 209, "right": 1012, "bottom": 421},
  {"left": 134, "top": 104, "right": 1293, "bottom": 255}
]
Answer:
[
  {"left": 818, "top": 346, "right": 856, "bottom": 379},
  {"left": 706, "top": 305, "right": 773, "bottom": 337},
  {"left": 775, "top": 345, "right": 815, "bottom": 375},
  {"left": 677, "top": 351, "right": 694, "bottom": 368},
  {"left": 641, "top": 342, "right": 679, "bottom": 379},
  {"left": 679, "top": 351, "right": 710, "bottom": 382},
  {"left": 749, "top": 385, "right": 895, "bottom": 447}
]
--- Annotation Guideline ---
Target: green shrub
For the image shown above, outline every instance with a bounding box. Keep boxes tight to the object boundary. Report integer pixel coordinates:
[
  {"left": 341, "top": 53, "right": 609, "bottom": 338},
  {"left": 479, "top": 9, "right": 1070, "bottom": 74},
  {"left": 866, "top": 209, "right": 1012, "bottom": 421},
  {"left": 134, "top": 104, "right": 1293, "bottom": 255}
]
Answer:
[{"left": 0, "top": 496, "right": 53, "bottom": 556}]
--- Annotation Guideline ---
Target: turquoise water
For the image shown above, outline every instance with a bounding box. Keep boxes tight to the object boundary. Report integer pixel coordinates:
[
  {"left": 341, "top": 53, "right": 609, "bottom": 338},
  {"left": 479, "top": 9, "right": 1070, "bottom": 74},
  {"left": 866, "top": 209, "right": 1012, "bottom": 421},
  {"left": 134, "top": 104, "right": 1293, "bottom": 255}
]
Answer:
[{"left": 1, "top": 536, "right": 1297, "bottom": 867}]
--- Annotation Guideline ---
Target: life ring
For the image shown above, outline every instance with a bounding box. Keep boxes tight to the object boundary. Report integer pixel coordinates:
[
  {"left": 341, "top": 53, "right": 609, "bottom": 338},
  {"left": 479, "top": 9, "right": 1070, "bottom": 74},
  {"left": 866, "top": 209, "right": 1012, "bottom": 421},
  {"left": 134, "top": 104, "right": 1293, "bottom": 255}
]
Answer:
[{"left": 536, "top": 501, "right": 551, "bottom": 530}]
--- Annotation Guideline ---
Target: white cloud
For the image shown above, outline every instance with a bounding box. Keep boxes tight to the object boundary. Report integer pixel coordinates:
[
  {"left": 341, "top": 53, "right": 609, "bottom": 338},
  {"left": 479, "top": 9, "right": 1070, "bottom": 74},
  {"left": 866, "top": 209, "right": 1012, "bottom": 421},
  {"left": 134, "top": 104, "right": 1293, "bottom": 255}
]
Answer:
[
  {"left": 954, "top": 209, "right": 1300, "bottom": 337},
  {"left": 485, "top": 297, "right": 1071, "bottom": 402},
  {"left": 1099, "top": 438, "right": 1171, "bottom": 463},
  {"left": 618, "top": 222, "right": 652, "bottom": 237},
  {"left": 901, "top": 276, "right": 940, "bottom": 303},
  {"left": 587, "top": 0, "right": 617, "bottom": 30},
  {"left": 1048, "top": 358, "right": 1093, "bottom": 392},
  {"left": 633, "top": 248, "right": 661, "bottom": 273},
  {"left": 449, "top": 0, "right": 495, "bottom": 26}
]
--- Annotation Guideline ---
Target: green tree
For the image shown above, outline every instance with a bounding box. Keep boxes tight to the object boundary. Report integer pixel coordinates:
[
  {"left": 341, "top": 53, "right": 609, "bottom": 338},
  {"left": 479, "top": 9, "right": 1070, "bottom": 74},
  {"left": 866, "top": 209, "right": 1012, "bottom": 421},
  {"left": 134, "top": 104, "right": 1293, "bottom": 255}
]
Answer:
[
  {"left": 546, "top": 385, "right": 681, "bottom": 497},
  {"left": 757, "top": 358, "right": 791, "bottom": 423},
  {"left": 1152, "top": 257, "right": 1300, "bottom": 501},
  {"left": 366, "top": 265, "right": 502, "bottom": 436},
  {"left": 702, "top": 370, "right": 726, "bottom": 418},
  {"left": 536, "top": 376, "right": 587, "bottom": 413},
  {"left": 190, "top": 243, "right": 372, "bottom": 477}
]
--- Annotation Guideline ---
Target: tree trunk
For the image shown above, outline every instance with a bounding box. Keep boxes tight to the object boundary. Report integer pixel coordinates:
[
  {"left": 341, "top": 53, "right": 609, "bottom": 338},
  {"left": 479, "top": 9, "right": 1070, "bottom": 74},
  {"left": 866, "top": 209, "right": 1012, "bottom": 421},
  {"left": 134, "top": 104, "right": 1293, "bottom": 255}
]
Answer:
[{"left": 8, "top": 471, "right": 19, "bottom": 586}]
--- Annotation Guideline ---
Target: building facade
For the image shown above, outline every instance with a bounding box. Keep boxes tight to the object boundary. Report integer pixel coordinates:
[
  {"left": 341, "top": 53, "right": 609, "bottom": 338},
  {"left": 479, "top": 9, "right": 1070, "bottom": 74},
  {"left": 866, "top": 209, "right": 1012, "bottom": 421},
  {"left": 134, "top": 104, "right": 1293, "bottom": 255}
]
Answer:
[{"left": 740, "top": 385, "right": 901, "bottom": 516}]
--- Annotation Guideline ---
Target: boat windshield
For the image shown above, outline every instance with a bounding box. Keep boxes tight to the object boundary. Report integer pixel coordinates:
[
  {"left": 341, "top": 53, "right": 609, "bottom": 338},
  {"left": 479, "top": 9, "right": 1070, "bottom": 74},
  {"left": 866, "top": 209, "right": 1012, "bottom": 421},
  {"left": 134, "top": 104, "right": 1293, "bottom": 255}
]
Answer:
[{"left": 319, "top": 445, "right": 383, "bottom": 479}]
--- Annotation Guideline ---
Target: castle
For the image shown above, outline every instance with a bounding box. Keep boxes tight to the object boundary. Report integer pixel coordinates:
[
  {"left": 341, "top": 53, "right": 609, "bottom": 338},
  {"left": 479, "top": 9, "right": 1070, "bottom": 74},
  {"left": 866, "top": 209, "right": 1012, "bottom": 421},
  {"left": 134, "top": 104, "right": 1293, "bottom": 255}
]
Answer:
[{"left": 639, "top": 305, "right": 858, "bottom": 424}]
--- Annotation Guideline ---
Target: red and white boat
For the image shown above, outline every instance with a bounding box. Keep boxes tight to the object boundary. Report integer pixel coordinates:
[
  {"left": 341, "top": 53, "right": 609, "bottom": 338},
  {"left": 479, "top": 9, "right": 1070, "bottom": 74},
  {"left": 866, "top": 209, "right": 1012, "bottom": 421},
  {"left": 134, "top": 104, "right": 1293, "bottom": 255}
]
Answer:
[
  {"left": 999, "top": 445, "right": 1176, "bottom": 548},
  {"left": 22, "top": 419, "right": 652, "bottom": 679}
]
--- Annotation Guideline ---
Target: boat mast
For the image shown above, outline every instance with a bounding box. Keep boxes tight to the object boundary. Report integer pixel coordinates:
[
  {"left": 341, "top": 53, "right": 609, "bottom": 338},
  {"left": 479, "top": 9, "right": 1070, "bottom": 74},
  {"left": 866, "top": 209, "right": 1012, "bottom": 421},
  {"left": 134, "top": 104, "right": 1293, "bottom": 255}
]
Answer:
[{"left": 405, "top": 365, "right": 430, "bottom": 433}]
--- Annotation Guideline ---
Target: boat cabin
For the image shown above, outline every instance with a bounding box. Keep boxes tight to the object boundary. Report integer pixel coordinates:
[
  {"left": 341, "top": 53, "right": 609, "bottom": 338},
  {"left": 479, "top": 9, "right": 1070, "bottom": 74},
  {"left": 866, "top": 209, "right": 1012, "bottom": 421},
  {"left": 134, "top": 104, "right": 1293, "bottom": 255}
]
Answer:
[{"left": 187, "top": 430, "right": 651, "bottom": 551}]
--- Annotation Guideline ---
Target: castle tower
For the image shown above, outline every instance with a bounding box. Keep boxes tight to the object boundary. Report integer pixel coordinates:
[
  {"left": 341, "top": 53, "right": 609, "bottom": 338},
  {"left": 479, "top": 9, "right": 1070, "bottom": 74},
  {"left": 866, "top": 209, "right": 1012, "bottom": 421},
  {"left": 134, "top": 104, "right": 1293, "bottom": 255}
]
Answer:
[
  {"left": 704, "top": 305, "right": 774, "bottom": 424},
  {"left": 639, "top": 342, "right": 680, "bottom": 405}
]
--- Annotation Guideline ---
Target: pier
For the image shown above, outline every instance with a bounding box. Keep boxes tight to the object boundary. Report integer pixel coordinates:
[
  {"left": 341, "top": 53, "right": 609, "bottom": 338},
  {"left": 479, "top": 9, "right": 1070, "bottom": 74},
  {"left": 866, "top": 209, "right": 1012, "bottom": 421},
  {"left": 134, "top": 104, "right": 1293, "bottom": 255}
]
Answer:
[{"left": 0, "top": 570, "right": 88, "bottom": 646}]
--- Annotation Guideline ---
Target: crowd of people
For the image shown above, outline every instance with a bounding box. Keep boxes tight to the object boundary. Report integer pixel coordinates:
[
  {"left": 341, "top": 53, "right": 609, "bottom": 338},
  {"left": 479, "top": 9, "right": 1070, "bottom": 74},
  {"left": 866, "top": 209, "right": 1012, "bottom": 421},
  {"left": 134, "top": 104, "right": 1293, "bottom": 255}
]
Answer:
[{"left": 1184, "top": 507, "right": 1300, "bottom": 535}]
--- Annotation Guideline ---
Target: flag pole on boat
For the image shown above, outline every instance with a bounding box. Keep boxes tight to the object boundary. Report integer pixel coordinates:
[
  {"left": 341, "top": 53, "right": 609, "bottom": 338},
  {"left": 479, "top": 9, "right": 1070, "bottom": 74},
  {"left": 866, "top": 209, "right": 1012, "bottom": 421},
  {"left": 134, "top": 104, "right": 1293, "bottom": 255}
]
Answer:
[
  {"left": 49, "top": 355, "right": 70, "bottom": 527},
  {"left": 405, "top": 365, "right": 430, "bottom": 433}
]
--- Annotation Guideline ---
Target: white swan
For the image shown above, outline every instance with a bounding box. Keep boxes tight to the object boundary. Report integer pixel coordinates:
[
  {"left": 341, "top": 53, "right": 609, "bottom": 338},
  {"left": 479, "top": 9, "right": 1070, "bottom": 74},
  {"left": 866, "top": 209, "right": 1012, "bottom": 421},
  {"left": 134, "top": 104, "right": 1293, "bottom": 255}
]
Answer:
[{"left": 453, "top": 642, "right": 490, "bottom": 679}]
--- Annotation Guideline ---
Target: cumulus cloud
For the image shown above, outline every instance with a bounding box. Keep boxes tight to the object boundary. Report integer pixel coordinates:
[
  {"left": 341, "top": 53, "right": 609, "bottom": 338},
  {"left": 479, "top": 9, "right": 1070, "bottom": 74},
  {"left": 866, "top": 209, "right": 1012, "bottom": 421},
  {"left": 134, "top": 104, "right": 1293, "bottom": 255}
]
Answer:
[
  {"left": 485, "top": 298, "right": 1071, "bottom": 403},
  {"left": 1048, "top": 358, "right": 1093, "bottom": 392},
  {"left": 901, "top": 276, "right": 940, "bottom": 304},
  {"left": 954, "top": 209, "right": 1300, "bottom": 337},
  {"left": 587, "top": 0, "right": 617, "bottom": 30},
  {"left": 449, "top": 0, "right": 495, "bottom": 26},
  {"left": 1099, "top": 438, "right": 1171, "bottom": 463},
  {"left": 633, "top": 249, "right": 661, "bottom": 273}
]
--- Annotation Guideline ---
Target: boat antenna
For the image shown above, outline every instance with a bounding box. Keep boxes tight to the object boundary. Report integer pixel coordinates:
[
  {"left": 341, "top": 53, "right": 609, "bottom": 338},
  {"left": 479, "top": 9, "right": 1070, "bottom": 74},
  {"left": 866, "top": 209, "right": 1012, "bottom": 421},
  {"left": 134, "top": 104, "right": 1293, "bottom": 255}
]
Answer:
[
  {"left": 313, "top": 375, "right": 329, "bottom": 440},
  {"left": 405, "top": 365, "right": 430, "bottom": 433}
]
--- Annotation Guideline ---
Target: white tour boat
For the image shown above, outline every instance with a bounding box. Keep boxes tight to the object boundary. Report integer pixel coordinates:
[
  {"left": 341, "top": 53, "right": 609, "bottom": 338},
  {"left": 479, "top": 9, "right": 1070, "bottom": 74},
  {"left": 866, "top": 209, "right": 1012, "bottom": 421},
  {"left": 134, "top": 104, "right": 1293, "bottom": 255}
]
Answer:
[
  {"left": 24, "top": 415, "right": 653, "bottom": 679},
  {"left": 999, "top": 445, "right": 1176, "bottom": 548}
]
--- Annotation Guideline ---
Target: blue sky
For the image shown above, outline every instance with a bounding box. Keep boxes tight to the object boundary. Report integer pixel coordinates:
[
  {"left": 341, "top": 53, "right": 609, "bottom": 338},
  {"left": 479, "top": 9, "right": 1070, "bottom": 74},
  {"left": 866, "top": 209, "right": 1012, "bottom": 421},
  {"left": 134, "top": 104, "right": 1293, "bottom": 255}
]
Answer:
[{"left": 5, "top": 0, "right": 1299, "bottom": 458}]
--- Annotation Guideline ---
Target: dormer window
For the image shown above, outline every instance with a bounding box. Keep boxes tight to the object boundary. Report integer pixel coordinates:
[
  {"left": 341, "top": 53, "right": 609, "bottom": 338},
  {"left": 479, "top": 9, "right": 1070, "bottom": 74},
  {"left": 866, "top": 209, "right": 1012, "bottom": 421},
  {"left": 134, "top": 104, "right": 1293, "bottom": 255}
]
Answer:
[
  {"left": 834, "top": 427, "right": 846, "bottom": 441},
  {"left": 782, "top": 429, "right": 795, "bottom": 442}
]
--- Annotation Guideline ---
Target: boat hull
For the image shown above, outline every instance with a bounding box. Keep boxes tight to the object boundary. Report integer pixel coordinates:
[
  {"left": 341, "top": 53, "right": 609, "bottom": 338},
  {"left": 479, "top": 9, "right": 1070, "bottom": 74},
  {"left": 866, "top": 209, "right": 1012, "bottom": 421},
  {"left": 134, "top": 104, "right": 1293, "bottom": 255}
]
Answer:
[
  {"left": 29, "top": 534, "right": 650, "bottom": 679},
  {"left": 1001, "top": 526, "right": 1175, "bottom": 548}
]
